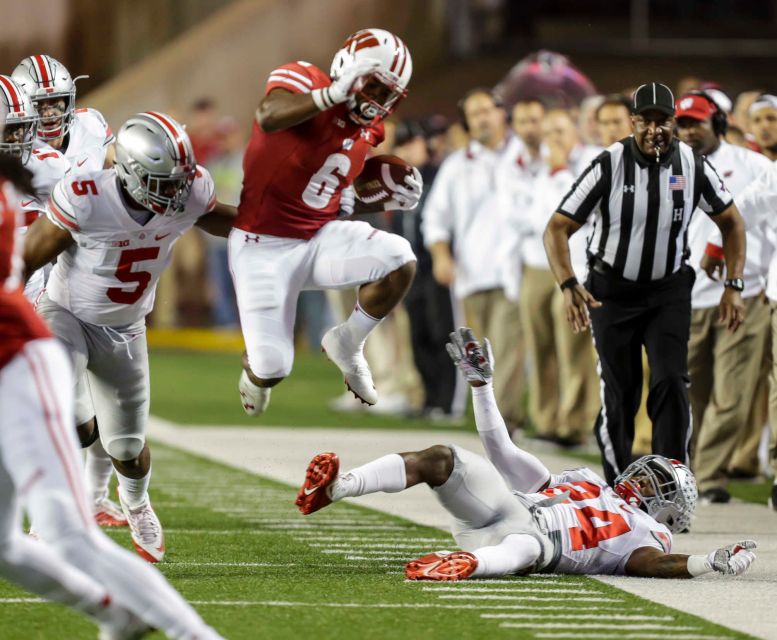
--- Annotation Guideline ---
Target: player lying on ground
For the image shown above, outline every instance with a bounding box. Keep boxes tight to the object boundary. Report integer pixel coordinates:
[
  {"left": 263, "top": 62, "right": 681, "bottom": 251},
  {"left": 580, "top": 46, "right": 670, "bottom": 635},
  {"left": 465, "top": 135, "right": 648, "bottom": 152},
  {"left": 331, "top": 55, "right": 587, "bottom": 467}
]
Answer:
[
  {"left": 296, "top": 328, "right": 757, "bottom": 581},
  {"left": 22, "top": 112, "right": 236, "bottom": 563},
  {"left": 0, "top": 151, "right": 222, "bottom": 638}
]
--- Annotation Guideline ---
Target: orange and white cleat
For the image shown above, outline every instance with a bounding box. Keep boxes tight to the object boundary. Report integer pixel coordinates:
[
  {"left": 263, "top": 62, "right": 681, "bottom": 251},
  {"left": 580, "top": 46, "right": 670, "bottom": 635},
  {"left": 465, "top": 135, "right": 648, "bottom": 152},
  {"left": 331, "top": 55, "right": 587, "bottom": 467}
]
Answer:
[
  {"left": 94, "top": 497, "right": 129, "bottom": 527},
  {"left": 119, "top": 493, "right": 165, "bottom": 563},
  {"left": 405, "top": 551, "right": 478, "bottom": 581},
  {"left": 295, "top": 452, "right": 340, "bottom": 515}
]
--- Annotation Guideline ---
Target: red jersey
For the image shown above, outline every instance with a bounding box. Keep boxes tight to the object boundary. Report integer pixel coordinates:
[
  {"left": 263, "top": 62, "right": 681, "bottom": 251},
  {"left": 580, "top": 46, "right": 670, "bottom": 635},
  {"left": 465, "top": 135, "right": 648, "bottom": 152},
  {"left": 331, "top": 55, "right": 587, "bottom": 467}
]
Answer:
[
  {"left": 0, "top": 179, "right": 51, "bottom": 370},
  {"left": 236, "top": 61, "right": 384, "bottom": 240}
]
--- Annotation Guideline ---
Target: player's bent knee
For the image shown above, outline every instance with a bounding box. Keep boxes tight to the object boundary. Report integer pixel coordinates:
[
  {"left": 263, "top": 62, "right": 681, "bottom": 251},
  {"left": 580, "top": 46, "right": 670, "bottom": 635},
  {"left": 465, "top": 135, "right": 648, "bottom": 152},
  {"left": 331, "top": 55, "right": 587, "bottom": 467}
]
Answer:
[
  {"left": 247, "top": 344, "right": 293, "bottom": 380},
  {"left": 419, "top": 445, "right": 454, "bottom": 486},
  {"left": 75, "top": 418, "right": 99, "bottom": 448},
  {"left": 105, "top": 436, "right": 145, "bottom": 462}
]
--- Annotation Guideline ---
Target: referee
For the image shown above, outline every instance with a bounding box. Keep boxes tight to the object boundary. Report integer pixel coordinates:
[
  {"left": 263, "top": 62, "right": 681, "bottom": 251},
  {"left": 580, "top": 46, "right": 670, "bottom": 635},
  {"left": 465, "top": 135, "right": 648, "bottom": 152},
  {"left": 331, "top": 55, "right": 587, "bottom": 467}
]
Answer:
[{"left": 543, "top": 82, "right": 746, "bottom": 485}]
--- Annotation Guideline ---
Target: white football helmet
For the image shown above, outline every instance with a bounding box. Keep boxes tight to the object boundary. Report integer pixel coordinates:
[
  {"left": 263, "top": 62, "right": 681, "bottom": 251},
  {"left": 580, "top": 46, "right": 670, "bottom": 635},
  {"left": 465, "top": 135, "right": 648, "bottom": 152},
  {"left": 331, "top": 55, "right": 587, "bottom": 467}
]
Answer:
[
  {"left": 114, "top": 112, "right": 196, "bottom": 216},
  {"left": 330, "top": 28, "right": 412, "bottom": 124},
  {"left": 614, "top": 455, "right": 698, "bottom": 533},
  {"left": 0, "top": 75, "right": 38, "bottom": 164},
  {"left": 12, "top": 55, "right": 86, "bottom": 140}
]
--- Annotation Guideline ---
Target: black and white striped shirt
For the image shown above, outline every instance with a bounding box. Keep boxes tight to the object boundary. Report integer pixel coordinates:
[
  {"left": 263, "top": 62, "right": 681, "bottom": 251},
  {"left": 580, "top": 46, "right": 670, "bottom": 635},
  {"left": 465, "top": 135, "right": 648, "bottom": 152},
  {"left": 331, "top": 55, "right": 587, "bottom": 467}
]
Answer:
[{"left": 558, "top": 137, "right": 733, "bottom": 282}]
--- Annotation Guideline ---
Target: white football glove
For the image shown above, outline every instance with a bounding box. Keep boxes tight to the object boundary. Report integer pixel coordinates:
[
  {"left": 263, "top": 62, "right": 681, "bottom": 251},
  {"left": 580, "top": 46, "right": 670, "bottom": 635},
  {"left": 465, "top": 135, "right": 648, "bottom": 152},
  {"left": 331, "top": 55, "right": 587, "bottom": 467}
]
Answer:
[
  {"left": 312, "top": 57, "right": 381, "bottom": 110},
  {"left": 707, "top": 540, "right": 757, "bottom": 576},
  {"left": 446, "top": 327, "right": 493, "bottom": 385},
  {"left": 338, "top": 186, "right": 355, "bottom": 217},
  {"left": 384, "top": 167, "right": 423, "bottom": 211}
]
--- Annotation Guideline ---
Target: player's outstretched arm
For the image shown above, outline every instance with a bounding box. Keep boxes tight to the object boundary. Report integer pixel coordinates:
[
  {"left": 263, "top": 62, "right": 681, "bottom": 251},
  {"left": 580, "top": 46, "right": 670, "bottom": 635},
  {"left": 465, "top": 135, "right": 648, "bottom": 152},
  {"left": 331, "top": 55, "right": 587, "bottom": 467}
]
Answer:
[
  {"left": 626, "top": 541, "right": 757, "bottom": 579},
  {"left": 195, "top": 201, "right": 237, "bottom": 238},
  {"left": 447, "top": 328, "right": 551, "bottom": 493},
  {"left": 22, "top": 215, "right": 74, "bottom": 281},
  {"left": 256, "top": 88, "right": 324, "bottom": 133}
]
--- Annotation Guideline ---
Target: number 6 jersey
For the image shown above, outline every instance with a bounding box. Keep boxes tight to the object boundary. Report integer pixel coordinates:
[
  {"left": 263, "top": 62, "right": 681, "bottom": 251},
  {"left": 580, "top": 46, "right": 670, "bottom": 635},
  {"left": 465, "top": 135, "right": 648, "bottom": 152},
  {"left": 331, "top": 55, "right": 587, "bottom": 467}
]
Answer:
[
  {"left": 236, "top": 61, "right": 384, "bottom": 240},
  {"left": 44, "top": 168, "right": 216, "bottom": 327},
  {"left": 522, "top": 467, "right": 673, "bottom": 575}
]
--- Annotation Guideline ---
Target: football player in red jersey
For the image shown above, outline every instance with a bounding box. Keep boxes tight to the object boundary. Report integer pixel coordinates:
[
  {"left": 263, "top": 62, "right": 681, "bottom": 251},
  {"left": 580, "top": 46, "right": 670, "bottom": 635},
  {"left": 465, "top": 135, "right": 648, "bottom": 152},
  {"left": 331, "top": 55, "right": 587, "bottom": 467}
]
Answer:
[{"left": 232, "top": 28, "right": 422, "bottom": 415}]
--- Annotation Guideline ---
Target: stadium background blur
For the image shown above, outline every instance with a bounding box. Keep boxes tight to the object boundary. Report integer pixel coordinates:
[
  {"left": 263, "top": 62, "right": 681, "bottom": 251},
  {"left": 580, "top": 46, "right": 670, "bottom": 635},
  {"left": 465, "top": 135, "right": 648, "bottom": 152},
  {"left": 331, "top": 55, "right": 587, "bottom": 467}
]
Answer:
[{"left": 4, "top": 0, "right": 777, "bottom": 475}]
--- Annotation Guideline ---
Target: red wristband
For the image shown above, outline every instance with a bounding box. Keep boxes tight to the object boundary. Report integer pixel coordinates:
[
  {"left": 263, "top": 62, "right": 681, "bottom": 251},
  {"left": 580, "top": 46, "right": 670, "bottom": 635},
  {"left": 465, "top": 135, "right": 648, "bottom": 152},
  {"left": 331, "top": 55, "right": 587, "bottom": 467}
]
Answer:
[{"left": 705, "top": 243, "right": 725, "bottom": 260}]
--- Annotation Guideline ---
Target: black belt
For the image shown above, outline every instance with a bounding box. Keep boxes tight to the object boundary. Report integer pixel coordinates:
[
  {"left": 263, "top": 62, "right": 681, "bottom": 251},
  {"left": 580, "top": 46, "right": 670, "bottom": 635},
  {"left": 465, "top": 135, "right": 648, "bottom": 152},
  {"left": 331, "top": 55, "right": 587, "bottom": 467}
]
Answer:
[{"left": 590, "top": 256, "right": 615, "bottom": 276}]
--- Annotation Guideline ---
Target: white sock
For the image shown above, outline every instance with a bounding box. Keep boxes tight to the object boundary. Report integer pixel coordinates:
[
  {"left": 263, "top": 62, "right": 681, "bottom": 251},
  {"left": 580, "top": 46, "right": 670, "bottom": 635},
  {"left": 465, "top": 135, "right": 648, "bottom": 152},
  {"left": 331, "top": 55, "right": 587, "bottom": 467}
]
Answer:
[
  {"left": 116, "top": 467, "right": 151, "bottom": 509},
  {"left": 330, "top": 453, "right": 406, "bottom": 501},
  {"left": 340, "top": 302, "right": 382, "bottom": 348},
  {"left": 472, "top": 383, "right": 551, "bottom": 493},
  {"left": 85, "top": 439, "right": 114, "bottom": 502},
  {"left": 471, "top": 534, "right": 542, "bottom": 577}
]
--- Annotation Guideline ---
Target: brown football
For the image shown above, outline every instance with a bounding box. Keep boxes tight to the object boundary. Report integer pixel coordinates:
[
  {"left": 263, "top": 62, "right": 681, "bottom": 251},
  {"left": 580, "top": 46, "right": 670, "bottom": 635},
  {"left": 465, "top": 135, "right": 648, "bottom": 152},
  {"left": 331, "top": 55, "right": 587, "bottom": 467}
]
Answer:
[{"left": 353, "top": 155, "right": 414, "bottom": 205}]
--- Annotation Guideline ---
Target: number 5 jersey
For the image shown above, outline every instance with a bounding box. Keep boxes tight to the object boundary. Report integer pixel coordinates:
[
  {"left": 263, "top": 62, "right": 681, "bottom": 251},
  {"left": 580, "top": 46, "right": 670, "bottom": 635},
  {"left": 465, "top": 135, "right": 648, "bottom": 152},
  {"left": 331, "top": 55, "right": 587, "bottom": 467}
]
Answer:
[
  {"left": 44, "top": 168, "right": 216, "bottom": 327},
  {"left": 521, "top": 467, "right": 673, "bottom": 575}
]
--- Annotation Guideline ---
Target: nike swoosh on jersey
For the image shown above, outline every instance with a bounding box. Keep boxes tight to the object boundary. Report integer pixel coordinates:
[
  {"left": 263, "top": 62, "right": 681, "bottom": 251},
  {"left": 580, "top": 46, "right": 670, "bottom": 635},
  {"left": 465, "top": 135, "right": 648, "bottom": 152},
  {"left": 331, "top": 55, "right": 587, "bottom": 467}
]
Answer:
[
  {"left": 76, "top": 159, "right": 87, "bottom": 167},
  {"left": 20, "top": 199, "right": 35, "bottom": 207},
  {"left": 154, "top": 232, "right": 171, "bottom": 241}
]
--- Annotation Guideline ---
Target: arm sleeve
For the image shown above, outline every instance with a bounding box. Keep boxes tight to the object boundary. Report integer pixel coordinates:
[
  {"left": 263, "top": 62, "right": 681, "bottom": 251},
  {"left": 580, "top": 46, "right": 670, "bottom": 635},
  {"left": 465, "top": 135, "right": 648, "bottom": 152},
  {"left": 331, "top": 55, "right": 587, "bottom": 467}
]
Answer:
[
  {"left": 421, "top": 156, "right": 456, "bottom": 247},
  {"left": 266, "top": 62, "right": 315, "bottom": 95},
  {"left": 557, "top": 158, "right": 606, "bottom": 224},
  {"left": 45, "top": 179, "right": 80, "bottom": 233},
  {"left": 735, "top": 164, "right": 777, "bottom": 230},
  {"left": 698, "top": 158, "right": 734, "bottom": 216},
  {"left": 194, "top": 166, "right": 217, "bottom": 214},
  {"left": 471, "top": 383, "right": 551, "bottom": 493}
]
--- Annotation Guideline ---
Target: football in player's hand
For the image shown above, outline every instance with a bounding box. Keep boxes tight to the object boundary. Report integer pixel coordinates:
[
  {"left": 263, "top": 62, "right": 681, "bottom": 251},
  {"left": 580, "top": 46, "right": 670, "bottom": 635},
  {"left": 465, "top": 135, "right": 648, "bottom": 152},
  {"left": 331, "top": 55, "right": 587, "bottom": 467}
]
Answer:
[{"left": 353, "top": 155, "right": 414, "bottom": 205}]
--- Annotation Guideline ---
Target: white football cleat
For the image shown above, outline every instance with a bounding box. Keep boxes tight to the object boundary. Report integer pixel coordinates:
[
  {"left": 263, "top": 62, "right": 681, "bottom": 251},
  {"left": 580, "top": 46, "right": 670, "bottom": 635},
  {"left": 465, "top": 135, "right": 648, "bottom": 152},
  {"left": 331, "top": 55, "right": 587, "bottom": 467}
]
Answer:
[
  {"left": 321, "top": 326, "right": 377, "bottom": 405},
  {"left": 119, "top": 493, "right": 165, "bottom": 563},
  {"left": 238, "top": 370, "right": 271, "bottom": 416},
  {"left": 94, "top": 496, "right": 129, "bottom": 527},
  {"left": 98, "top": 610, "right": 153, "bottom": 640}
]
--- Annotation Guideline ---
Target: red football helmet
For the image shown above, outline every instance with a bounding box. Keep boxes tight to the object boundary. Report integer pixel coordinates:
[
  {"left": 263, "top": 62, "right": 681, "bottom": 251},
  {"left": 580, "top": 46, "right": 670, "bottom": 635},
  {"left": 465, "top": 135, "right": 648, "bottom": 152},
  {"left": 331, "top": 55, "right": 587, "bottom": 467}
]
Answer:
[{"left": 330, "top": 28, "right": 412, "bottom": 124}]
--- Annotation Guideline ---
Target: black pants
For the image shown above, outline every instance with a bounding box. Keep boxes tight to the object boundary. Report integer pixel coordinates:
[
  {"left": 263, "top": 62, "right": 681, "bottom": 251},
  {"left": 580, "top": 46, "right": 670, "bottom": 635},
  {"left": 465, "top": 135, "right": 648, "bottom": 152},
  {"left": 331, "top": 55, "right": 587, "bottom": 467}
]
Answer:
[
  {"left": 404, "top": 269, "right": 457, "bottom": 413},
  {"left": 587, "top": 265, "right": 694, "bottom": 485}
]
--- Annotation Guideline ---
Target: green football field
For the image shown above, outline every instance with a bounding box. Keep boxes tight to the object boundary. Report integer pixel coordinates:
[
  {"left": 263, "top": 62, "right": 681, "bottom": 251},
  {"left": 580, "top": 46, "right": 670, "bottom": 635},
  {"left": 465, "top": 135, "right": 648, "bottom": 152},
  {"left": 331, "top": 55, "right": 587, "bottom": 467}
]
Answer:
[
  {"left": 1, "top": 443, "right": 757, "bottom": 640},
  {"left": 1, "top": 348, "right": 768, "bottom": 638}
]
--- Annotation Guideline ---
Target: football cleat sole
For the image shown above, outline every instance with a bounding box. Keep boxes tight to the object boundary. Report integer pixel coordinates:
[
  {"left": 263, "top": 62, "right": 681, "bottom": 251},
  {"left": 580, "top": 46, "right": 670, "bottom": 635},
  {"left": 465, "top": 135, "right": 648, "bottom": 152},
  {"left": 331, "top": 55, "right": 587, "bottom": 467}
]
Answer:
[
  {"left": 405, "top": 551, "right": 478, "bottom": 581},
  {"left": 295, "top": 452, "right": 339, "bottom": 515}
]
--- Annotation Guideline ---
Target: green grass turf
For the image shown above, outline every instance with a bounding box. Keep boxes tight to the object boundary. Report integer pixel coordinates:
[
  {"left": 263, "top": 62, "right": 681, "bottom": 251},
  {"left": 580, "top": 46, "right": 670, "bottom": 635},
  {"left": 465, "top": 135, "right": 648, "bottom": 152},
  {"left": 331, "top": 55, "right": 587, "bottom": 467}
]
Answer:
[
  {"left": 149, "top": 348, "right": 473, "bottom": 430},
  {"left": 0, "top": 444, "right": 757, "bottom": 640}
]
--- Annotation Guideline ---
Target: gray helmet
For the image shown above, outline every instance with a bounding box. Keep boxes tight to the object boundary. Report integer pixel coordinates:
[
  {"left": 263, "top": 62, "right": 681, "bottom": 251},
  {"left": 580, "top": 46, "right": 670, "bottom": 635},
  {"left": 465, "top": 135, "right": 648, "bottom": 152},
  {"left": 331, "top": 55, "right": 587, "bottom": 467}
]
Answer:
[
  {"left": 12, "top": 55, "right": 85, "bottom": 141},
  {"left": 114, "top": 112, "right": 196, "bottom": 216},
  {"left": 614, "top": 454, "right": 698, "bottom": 533},
  {"left": 0, "top": 75, "right": 38, "bottom": 164}
]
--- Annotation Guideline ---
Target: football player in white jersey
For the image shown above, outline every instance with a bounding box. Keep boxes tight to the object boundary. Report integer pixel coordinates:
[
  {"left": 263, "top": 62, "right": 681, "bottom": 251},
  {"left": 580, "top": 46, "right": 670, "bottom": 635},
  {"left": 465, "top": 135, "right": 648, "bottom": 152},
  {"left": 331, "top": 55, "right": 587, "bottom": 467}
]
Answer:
[
  {"left": 22, "top": 111, "right": 236, "bottom": 563},
  {"left": 0, "top": 107, "right": 225, "bottom": 640},
  {"left": 297, "top": 328, "right": 757, "bottom": 581},
  {"left": 14, "top": 55, "right": 124, "bottom": 528},
  {"left": 12, "top": 54, "right": 115, "bottom": 174},
  {"left": 0, "top": 74, "right": 69, "bottom": 303}
]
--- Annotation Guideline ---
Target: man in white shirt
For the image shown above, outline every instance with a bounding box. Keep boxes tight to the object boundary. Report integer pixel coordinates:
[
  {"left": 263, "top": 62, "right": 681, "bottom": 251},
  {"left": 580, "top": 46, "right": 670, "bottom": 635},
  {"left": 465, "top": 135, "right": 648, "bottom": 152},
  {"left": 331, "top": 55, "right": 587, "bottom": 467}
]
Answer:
[
  {"left": 676, "top": 92, "right": 773, "bottom": 503},
  {"left": 514, "top": 109, "right": 601, "bottom": 445},
  {"left": 423, "top": 88, "right": 525, "bottom": 431}
]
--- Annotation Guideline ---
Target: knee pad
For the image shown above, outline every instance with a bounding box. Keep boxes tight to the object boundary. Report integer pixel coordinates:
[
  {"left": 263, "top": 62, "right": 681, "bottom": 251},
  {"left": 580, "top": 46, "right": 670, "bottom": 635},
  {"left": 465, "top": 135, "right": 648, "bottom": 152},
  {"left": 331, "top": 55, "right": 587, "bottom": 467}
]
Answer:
[
  {"left": 105, "top": 436, "right": 145, "bottom": 462},
  {"left": 247, "top": 344, "right": 293, "bottom": 380},
  {"left": 387, "top": 234, "right": 416, "bottom": 266}
]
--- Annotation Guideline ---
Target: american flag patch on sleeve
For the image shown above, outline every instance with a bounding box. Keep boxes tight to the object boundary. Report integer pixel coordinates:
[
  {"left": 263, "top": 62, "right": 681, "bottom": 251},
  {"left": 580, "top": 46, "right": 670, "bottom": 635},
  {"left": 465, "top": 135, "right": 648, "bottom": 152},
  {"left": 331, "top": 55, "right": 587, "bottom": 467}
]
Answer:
[{"left": 669, "top": 175, "right": 686, "bottom": 190}]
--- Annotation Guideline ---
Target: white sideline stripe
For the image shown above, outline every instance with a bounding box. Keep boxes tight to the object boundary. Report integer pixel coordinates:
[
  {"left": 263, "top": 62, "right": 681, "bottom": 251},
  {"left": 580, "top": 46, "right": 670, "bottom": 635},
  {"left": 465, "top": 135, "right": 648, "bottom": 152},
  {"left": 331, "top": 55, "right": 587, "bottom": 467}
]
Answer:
[
  {"left": 412, "top": 577, "right": 577, "bottom": 584},
  {"left": 251, "top": 524, "right": 405, "bottom": 530},
  {"left": 424, "top": 587, "right": 600, "bottom": 595},
  {"left": 249, "top": 518, "right": 388, "bottom": 524},
  {"left": 310, "top": 543, "right": 437, "bottom": 549},
  {"left": 501, "top": 623, "right": 698, "bottom": 631},
  {"left": 345, "top": 555, "right": 405, "bottom": 561},
  {"left": 533, "top": 635, "right": 732, "bottom": 640},
  {"left": 483, "top": 614, "right": 674, "bottom": 621},
  {"left": 323, "top": 550, "right": 412, "bottom": 556},
  {"left": 437, "top": 595, "right": 618, "bottom": 603},
  {"left": 0, "top": 598, "right": 633, "bottom": 613},
  {"left": 178, "top": 562, "right": 295, "bottom": 568},
  {"left": 299, "top": 536, "right": 445, "bottom": 543}
]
